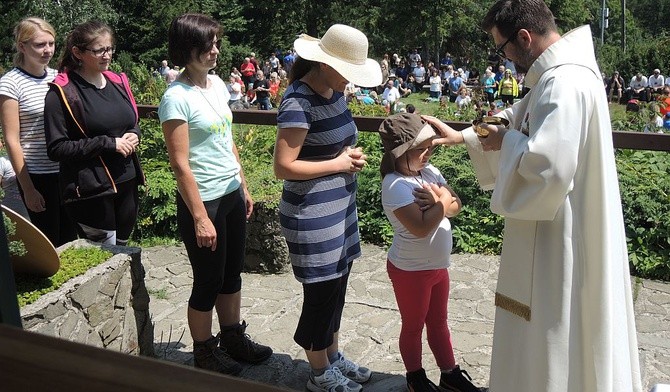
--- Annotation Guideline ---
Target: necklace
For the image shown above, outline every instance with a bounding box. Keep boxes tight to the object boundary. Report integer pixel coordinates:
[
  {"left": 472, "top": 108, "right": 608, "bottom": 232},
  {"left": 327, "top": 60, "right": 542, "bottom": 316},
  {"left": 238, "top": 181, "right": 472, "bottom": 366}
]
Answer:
[
  {"left": 405, "top": 159, "right": 424, "bottom": 185},
  {"left": 414, "top": 170, "right": 425, "bottom": 186},
  {"left": 184, "top": 71, "right": 207, "bottom": 88},
  {"left": 185, "top": 71, "right": 225, "bottom": 122}
]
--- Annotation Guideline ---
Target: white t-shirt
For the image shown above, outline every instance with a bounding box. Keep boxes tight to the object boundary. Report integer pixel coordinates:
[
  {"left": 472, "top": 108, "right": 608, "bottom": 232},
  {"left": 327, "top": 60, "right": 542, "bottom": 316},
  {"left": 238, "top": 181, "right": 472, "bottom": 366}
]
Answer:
[
  {"left": 0, "top": 67, "right": 60, "bottom": 174},
  {"left": 456, "top": 95, "right": 471, "bottom": 108},
  {"left": 228, "top": 81, "right": 242, "bottom": 101},
  {"left": 630, "top": 76, "right": 647, "bottom": 89},
  {"left": 0, "top": 155, "right": 29, "bottom": 218},
  {"left": 382, "top": 86, "right": 401, "bottom": 103},
  {"left": 382, "top": 164, "right": 453, "bottom": 271},
  {"left": 409, "top": 53, "right": 421, "bottom": 68},
  {"left": 414, "top": 66, "right": 426, "bottom": 83},
  {"left": 429, "top": 75, "right": 442, "bottom": 92},
  {"left": 648, "top": 74, "right": 665, "bottom": 88}
]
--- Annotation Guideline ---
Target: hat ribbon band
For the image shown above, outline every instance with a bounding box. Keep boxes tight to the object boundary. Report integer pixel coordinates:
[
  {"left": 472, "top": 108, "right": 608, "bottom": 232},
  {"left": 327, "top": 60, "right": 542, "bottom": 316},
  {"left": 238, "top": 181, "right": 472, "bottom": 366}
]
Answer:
[{"left": 317, "top": 42, "right": 366, "bottom": 66}]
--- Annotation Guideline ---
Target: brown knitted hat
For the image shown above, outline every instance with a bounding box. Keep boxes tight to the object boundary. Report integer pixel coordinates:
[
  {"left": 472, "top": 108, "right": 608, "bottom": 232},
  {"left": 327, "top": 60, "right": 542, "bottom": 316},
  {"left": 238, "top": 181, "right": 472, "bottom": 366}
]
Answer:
[{"left": 378, "top": 113, "right": 436, "bottom": 176}]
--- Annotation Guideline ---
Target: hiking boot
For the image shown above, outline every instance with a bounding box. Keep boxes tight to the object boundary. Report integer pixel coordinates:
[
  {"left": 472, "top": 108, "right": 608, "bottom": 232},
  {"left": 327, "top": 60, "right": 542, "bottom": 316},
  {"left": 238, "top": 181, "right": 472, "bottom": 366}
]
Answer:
[
  {"left": 307, "top": 366, "right": 363, "bottom": 392},
  {"left": 193, "top": 334, "right": 242, "bottom": 375},
  {"left": 331, "top": 352, "right": 372, "bottom": 383},
  {"left": 406, "top": 368, "right": 440, "bottom": 392},
  {"left": 219, "top": 320, "right": 273, "bottom": 363},
  {"left": 439, "top": 365, "right": 480, "bottom": 392}
]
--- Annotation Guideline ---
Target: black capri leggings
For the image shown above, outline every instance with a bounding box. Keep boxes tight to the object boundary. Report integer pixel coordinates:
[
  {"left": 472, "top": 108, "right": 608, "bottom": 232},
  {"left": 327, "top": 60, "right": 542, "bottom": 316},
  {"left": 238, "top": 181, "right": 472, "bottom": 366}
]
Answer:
[
  {"left": 294, "top": 264, "right": 352, "bottom": 351},
  {"left": 19, "top": 172, "right": 77, "bottom": 247},
  {"left": 177, "top": 187, "right": 247, "bottom": 312}
]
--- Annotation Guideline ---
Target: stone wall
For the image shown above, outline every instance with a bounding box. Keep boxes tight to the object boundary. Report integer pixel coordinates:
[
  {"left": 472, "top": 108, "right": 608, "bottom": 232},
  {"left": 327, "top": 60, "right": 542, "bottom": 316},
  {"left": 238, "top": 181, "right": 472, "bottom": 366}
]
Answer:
[
  {"left": 17, "top": 201, "right": 287, "bottom": 357},
  {"left": 245, "top": 201, "right": 290, "bottom": 273},
  {"left": 20, "top": 240, "right": 154, "bottom": 356}
]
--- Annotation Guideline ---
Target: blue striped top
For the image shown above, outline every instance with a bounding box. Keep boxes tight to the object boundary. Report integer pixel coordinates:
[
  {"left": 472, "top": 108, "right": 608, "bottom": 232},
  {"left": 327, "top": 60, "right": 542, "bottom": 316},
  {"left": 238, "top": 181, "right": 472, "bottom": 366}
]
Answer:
[{"left": 276, "top": 80, "right": 362, "bottom": 283}]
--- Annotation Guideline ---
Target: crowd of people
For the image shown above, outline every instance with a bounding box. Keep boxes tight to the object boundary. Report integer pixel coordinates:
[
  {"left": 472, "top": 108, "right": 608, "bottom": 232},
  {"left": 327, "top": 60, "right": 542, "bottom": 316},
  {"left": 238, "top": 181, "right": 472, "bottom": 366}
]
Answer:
[
  {"left": 154, "top": 41, "right": 531, "bottom": 116},
  {"left": 341, "top": 49, "right": 534, "bottom": 117},
  {"left": 605, "top": 68, "right": 670, "bottom": 104},
  {"left": 0, "top": 1, "right": 647, "bottom": 391},
  {"left": 601, "top": 69, "right": 670, "bottom": 133},
  {"left": 156, "top": 37, "right": 670, "bottom": 124},
  {"left": 156, "top": 48, "right": 291, "bottom": 111}
]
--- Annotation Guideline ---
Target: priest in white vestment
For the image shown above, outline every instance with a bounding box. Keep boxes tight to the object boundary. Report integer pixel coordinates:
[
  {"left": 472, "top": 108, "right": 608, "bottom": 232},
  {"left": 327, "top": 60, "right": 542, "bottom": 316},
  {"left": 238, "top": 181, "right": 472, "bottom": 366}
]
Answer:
[{"left": 423, "top": 1, "right": 643, "bottom": 391}]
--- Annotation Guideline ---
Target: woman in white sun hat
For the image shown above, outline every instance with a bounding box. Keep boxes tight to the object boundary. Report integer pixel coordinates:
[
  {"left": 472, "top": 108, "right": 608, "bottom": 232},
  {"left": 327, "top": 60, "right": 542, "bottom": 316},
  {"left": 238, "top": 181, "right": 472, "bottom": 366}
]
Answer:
[{"left": 273, "top": 24, "right": 381, "bottom": 392}]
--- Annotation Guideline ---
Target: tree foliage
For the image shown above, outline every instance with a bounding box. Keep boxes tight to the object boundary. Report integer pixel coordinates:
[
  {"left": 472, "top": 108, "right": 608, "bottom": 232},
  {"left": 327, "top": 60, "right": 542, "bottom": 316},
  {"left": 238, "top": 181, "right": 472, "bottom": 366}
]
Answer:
[{"left": 1, "top": 0, "right": 668, "bottom": 77}]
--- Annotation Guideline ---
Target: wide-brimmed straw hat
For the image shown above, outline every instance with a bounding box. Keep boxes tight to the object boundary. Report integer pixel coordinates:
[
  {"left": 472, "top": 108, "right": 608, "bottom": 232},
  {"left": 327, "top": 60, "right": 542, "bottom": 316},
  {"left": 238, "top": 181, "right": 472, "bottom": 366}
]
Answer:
[
  {"left": 293, "top": 24, "right": 382, "bottom": 87},
  {"left": 378, "top": 113, "right": 437, "bottom": 175}
]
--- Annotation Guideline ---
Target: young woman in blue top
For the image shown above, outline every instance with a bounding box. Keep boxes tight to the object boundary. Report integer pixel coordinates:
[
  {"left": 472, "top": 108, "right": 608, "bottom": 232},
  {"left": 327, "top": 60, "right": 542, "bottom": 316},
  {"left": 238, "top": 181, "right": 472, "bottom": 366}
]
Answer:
[
  {"left": 158, "top": 13, "right": 271, "bottom": 376},
  {"left": 273, "top": 24, "right": 381, "bottom": 392}
]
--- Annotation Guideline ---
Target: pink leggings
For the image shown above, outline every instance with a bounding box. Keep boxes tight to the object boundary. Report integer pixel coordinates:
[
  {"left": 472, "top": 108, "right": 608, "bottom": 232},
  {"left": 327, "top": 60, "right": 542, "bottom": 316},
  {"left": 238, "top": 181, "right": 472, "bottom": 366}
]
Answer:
[{"left": 387, "top": 260, "right": 456, "bottom": 372}]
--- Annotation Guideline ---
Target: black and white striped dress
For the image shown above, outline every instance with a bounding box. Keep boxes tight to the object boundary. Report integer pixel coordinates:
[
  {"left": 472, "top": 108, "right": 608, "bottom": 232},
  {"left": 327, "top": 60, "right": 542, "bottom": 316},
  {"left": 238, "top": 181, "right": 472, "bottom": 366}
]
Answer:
[{"left": 276, "top": 81, "right": 362, "bottom": 284}]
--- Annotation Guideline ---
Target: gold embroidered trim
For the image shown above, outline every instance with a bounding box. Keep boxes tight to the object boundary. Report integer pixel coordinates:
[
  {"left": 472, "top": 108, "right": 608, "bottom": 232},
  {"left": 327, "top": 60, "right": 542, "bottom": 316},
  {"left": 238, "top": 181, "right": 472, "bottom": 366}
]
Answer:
[{"left": 495, "top": 292, "right": 531, "bottom": 321}]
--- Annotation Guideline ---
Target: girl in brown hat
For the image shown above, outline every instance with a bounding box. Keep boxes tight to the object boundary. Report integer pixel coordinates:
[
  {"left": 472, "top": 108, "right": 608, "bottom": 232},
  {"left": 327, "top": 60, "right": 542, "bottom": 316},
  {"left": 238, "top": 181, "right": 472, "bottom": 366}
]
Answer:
[{"left": 379, "top": 113, "right": 480, "bottom": 392}]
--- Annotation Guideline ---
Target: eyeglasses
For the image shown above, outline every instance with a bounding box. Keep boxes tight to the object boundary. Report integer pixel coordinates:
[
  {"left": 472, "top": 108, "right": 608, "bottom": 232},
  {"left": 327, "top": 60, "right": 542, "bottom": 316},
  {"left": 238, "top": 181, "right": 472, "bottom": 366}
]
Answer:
[
  {"left": 206, "top": 39, "right": 222, "bottom": 51},
  {"left": 83, "top": 46, "right": 115, "bottom": 57},
  {"left": 494, "top": 30, "right": 519, "bottom": 59}
]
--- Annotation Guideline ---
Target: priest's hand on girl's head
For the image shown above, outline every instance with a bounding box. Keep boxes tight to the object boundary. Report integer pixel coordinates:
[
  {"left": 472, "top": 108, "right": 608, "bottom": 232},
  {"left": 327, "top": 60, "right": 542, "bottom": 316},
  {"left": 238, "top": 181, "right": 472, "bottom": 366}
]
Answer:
[{"left": 421, "top": 115, "right": 463, "bottom": 146}]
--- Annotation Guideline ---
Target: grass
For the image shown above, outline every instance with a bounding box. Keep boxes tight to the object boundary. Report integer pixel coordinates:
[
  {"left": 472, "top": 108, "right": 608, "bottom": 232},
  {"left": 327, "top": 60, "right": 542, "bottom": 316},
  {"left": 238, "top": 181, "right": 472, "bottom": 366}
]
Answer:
[
  {"left": 129, "top": 237, "right": 182, "bottom": 248},
  {"left": 148, "top": 287, "right": 169, "bottom": 300},
  {"left": 15, "top": 246, "right": 113, "bottom": 307},
  {"left": 400, "top": 91, "right": 442, "bottom": 114}
]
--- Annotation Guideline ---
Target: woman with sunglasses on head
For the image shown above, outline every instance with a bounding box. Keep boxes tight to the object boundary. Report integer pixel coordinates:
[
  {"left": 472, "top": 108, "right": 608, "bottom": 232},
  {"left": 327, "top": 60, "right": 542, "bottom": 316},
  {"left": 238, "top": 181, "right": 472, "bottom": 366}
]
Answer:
[
  {"left": 0, "top": 17, "right": 77, "bottom": 246},
  {"left": 497, "top": 68, "right": 518, "bottom": 107},
  {"left": 158, "top": 13, "right": 272, "bottom": 376},
  {"left": 44, "top": 20, "right": 144, "bottom": 246}
]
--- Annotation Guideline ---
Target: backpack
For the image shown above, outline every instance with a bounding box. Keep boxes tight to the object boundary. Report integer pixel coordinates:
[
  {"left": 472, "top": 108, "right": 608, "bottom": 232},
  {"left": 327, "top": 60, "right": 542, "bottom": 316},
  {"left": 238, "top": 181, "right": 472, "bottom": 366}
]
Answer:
[{"left": 626, "top": 99, "right": 640, "bottom": 112}]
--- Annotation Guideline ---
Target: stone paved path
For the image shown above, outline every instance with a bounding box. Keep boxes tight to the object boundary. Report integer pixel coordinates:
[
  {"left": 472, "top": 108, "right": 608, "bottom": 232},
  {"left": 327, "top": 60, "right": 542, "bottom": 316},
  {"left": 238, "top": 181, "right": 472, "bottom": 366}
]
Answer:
[{"left": 142, "top": 243, "right": 670, "bottom": 391}]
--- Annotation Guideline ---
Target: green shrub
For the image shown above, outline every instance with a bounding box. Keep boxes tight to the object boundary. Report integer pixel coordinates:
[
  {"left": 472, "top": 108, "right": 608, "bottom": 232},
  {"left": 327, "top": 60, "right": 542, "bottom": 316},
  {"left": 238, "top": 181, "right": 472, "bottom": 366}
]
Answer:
[
  {"left": 617, "top": 149, "right": 670, "bottom": 280},
  {"left": 112, "top": 52, "right": 167, "bottom": 105},
  {"left": 15, "top": 247, "right": 113, "bottom": 307},
  {"left": 234, "top": 124, "right": 283, "bottom": 205},
  {"left": 348, "top": 99, "right": 387, "bottom": 117},
  {"left": 3, "top": 214, "right": 27, "bottom": 258},
  {"left": 134, "top": 119, "right": 178, "bottom": 241}
]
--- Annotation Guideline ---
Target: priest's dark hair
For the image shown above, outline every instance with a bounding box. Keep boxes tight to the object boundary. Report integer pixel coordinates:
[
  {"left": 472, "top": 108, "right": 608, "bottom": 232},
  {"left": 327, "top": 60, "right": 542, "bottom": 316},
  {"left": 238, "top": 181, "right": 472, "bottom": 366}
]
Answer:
[{"left": 481, "top": 0, "right": 558, "bottom": 39}]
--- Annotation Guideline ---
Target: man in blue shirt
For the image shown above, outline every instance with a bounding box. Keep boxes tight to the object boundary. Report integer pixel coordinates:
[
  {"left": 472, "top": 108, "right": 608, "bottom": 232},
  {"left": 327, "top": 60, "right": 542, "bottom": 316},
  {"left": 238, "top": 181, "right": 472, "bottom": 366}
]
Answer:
[
  {"left": 283, "top": 49, "right": 295, "bottom": 75},
  {"left": 447, "top": 71, "right": 464, "bottom": 102},
  {"left": 440, "top": 52, "right": 453, "bottom": 68}
]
